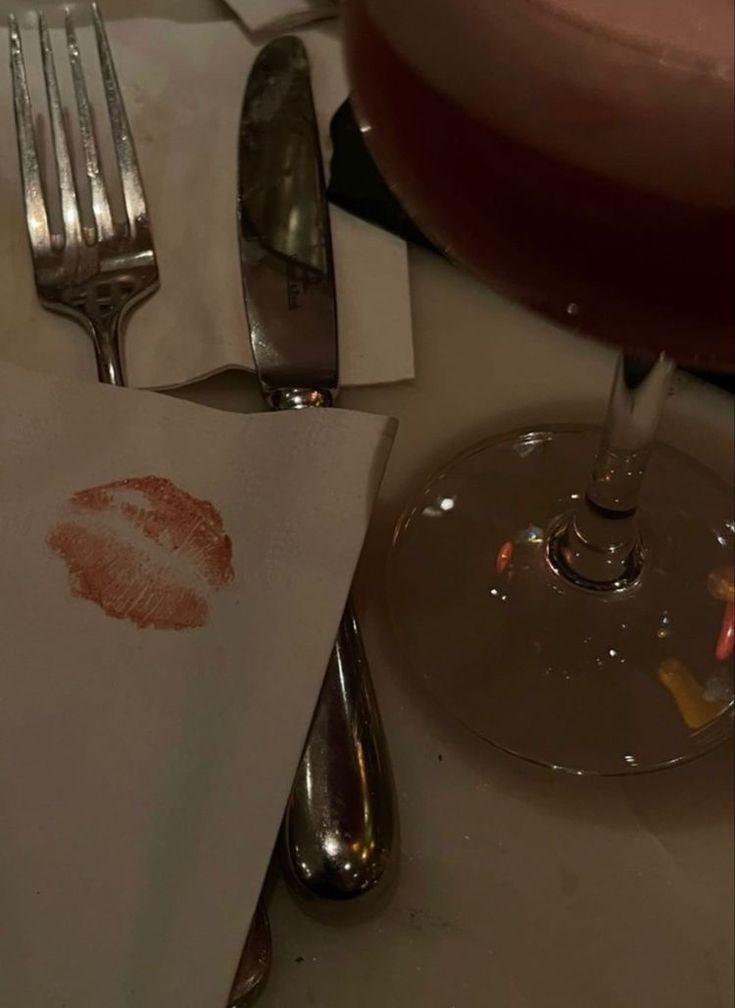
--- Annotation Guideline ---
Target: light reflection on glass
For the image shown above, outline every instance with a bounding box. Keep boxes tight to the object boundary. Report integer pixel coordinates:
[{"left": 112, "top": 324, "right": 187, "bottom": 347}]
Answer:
[
  {"left": 324, "top": 836, "right": 340, "bottom": 858},
  {"left": 422, "top": 495, "right": 457, "bottom": 517},
  {"left": 707, "top": 567, "right": 735, "bottom": 602},
  {"left": 520, "top": 525, "right": 544, "bottom": 545},
  {"left": 716, "top": 601, "right": 734, "bottom": 661},
  {"left": 657, "top": 610, "right": 671, "bottom": 639},
  {"left": 658, "top": 658, "right": 722, "bottom": 730},
  {"left": 496, "top": 540, "right": 513, "bottom": 572}
]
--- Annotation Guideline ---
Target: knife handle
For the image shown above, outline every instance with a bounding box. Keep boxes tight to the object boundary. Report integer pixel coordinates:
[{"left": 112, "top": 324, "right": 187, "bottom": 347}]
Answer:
[{"left": 282, "top": 596, "right": 394, "bottom": 898}]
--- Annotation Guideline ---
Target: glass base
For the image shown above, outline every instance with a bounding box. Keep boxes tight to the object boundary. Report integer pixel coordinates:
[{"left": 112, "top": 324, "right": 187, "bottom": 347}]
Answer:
[{"left": 387, "top": 426, "right": 734, "bottom": 774}]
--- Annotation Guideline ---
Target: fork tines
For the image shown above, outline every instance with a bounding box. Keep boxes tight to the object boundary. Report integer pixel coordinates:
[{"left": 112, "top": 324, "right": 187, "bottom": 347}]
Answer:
[{"left": 9, "top": 3, "right": 149, "bottom": 254}]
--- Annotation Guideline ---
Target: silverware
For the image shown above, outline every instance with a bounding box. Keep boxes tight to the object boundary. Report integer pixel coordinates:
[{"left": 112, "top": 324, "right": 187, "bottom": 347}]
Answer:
[
  {"left": 227, "top": 899, "right": 271, "bottom": 1007},
  {"left": 282, "top": 606, "right": 394, "bottom": 897},
  {"left": 9, "top": 7, "right": 271, "bottom": 1001},
  {"left": 237, "top": 35, "right": 394, "bottom": 898},
  {"left": 9, "top": 3, "right": 158, "bottom": 386}
]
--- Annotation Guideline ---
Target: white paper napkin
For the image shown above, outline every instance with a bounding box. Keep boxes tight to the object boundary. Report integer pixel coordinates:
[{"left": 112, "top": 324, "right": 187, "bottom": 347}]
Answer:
[
  {"left": 0, "top": 359, "right": 395, "bottom": 1007},
  {"left": 224, "top": 0, "right": 337, "bottom": 33},
  {"left": 0, "top": 2, "right": 414, "bottom": 389}
]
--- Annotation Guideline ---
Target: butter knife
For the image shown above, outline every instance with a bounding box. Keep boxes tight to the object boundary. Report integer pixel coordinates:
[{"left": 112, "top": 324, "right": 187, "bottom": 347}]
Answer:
[{"left": 237, "top": 36, "right": 394, "bottom": 897}]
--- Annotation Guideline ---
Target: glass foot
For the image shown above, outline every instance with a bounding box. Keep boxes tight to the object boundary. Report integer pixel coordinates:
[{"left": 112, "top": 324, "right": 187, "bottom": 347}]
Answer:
[{"left": 387, "top": 426, "right": 734, "bottom": 774}]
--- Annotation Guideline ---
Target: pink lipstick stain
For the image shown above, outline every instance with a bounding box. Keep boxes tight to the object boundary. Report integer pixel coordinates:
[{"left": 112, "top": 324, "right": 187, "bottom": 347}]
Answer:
[{"left": 47, "top": 476, "right": 234, "bottom": 630}]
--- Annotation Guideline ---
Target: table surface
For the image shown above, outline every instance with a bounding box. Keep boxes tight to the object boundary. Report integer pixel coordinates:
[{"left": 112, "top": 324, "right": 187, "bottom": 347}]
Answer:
[{"left": 174, "top": 247, "right": 735, "bottom": 1008}]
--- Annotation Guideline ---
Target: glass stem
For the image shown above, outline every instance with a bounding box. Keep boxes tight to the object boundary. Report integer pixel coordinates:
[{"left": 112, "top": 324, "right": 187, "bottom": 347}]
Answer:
[{"left": 548, "top": 352, "right": 675, "bottom": 590}]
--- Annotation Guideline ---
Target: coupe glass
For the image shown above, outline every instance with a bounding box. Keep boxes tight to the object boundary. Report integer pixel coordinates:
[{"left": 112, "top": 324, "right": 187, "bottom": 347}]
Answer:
[{"left": 343, "top": 0, "right": 735, "bottom": 773}]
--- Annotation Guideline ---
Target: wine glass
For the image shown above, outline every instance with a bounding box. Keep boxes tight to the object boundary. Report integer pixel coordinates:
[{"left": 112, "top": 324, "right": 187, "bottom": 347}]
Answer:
[{"left": 343, "top": 0, "right": 735, "bottom": 773}]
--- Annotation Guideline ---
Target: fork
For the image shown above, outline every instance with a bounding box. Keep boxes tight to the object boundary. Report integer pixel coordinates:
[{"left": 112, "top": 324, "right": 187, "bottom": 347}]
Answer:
[
  {"left": 9, "top": 2, "right": 158, "bottom": 386},
  {"left": 9, "top": 6, "right": 269, "bottom": 1004}
]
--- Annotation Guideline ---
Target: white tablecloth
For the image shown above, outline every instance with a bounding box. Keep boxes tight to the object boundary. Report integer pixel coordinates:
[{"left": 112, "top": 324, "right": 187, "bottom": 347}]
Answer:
[{"left": 173, "top": 246, "right": 734, "bottom": 1008}]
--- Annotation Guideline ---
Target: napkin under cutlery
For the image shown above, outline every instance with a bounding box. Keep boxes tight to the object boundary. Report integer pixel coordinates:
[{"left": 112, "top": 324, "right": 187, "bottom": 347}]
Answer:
[
  {"left": 0, "top": 2, "right": 413, "bottom": 389},
  {"left": 224, "top": 0, "right": 337, "bottom": 34}
]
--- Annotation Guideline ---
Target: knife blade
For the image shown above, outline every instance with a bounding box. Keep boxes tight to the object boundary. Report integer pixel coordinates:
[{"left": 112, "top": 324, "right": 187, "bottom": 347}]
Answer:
[
  {"left": 238, "top": 35, "right": 337, "bottom": 407},
  {"left": 237, "top": 36, "right": 395, "bottom": 898}
]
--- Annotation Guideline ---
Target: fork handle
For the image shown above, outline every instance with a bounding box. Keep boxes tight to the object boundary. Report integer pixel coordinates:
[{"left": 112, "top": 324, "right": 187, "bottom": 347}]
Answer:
[
  {"left": 89, "top": 316, "right": 125, "bottom": 386},
  {"left": 281, "top": 596, "right": 394, "bottom": 898}
]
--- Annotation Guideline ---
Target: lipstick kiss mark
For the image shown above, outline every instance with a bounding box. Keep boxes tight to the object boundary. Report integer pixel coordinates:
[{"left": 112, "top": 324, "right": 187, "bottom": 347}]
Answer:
[{"left": 47, "top": 476, "right": 234, "bottom": 630}]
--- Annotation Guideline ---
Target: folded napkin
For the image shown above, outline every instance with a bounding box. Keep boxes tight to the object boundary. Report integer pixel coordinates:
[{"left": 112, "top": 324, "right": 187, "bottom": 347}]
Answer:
[
  {"left": 224, "top": 0, "right": 337, "bottom": 33},
  {"left": 0, "top": 360, "right": 395, "bottom": 1007},
  {"left": 0, "top": 5, "right": 413, "bottom": 388}
]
